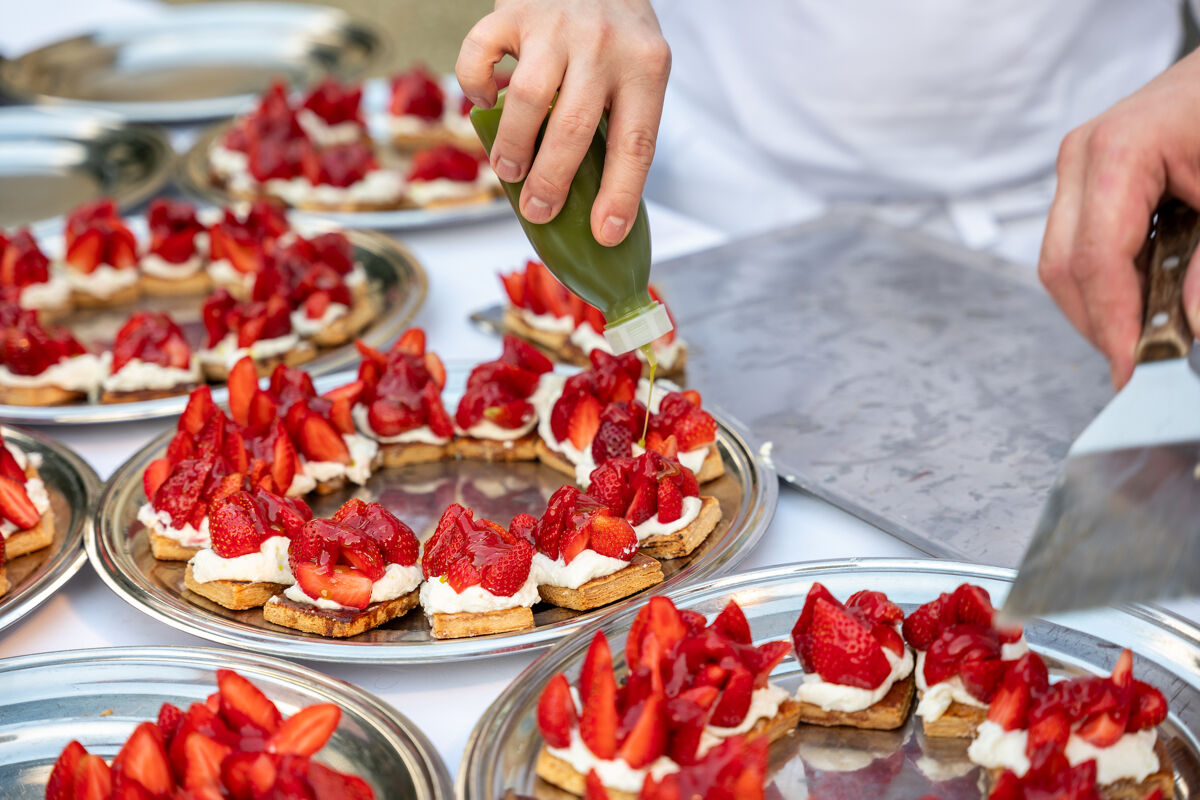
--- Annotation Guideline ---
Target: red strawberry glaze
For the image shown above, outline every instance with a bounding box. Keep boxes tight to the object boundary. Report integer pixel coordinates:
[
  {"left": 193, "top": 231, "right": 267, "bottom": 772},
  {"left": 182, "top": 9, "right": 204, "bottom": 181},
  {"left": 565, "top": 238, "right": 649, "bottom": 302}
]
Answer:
[
  {"left": 0, "top": 302, "right": 87, "bottom": 378},
  {"left": 420, "top": 503, "right": 535, "bottom": 598},
  {"left": 147, "top": 198, "right": 205, "bottom": 264},
  {"left": 62, "top": 199, "right": 138, "bottom": 275},
  {"left": 389, "top": 64, "right": 444, "bottom": 119},
  {"left": 407, "top": 143, "right": 480, "bottom": 183},
  {"left": 455, "top": 334, "right": 553, "bottom": 433},
  {"left": 532, "top": 485, "right": 637, "bottom": 566},
  {"left": 202, "top": 289, "right": 293, "bottom": 349},
  {"left": 0, "top": 229, "right": 50, "bottom": 289},
  {"left": 300, "top": 78, "right": 365, "bottom": 126},
  {"left": 588, "top": 450, "right": 700, "bottom": 531},
  {"left": 354, "top": 328, "right": 453, "bottom": 442},
  {"left": 110, "top": 311, "right": 194, "bottom": 374}
]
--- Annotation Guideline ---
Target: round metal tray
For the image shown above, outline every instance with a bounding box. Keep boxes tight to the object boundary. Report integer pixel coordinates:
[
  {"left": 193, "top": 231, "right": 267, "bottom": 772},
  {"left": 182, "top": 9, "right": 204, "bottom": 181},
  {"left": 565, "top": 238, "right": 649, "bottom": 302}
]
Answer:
[
  {"left": 0, "top": 224, "right": 426, "bottom": 426},
  {"left": 460, "top": 559, "right": 1200, "bottom": 799},
  {"left": 0, "top": 646, "right": 452, "bottom": 800},
  {"left": 0, "top": 3, "right": 385, "bottom": 123},
  {"left": 87, "top": 364, "right": 778, "bottom": 663},
  {"left": 0, "top": 426, "right": 99, "bottom": 634},
  {"left": 0, "top": 107, "right": 172, "bottom": 236}
]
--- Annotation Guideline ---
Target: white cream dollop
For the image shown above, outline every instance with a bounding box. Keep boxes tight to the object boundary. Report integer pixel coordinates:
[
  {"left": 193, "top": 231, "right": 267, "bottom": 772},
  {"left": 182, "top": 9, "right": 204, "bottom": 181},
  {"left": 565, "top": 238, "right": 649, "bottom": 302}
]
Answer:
[
  {"left": 533, "top": 550, "right": 629, "bottom": 590},
  {"left": 137, "top": 502, "right": 210, "bottom": 548},
  {"left": 103, "top": 358, "right": 201, "bottom": 393},
  {"left": 189, "top": 536, "right": 294, "bottom": 585},
  {"left": 0, "top": 475, "right": 50, "bottom": 538},
  {"left": 18, "top": 275, "right": 72, "bottom": 310},
  {"left": 283, "top": 562, "right": 422, "bottom": 610},
  {"left": 290, "top": 302, "right": 348, "bottom": 337},
  {"left": 0, "top": 352, "right": 110, "bottom": 394},
  {"left": 631, "top": 495, "right": 703, "bottom": 542},
  {"left": 197, "top": 332, "right": 300, "bottom": 371},
  {"left": 419, "top": 572, "right": 539, "bottom": 615},
  {"left": 298, "top": 433, "right": 378, "bottom": 487},
  {"left": 64, "top": 264, "right": 139, "bottom": 298},
  {"left": 795, "top": 636, "right": 914, "bottom": 713},
  {"left": 352, "top": 404, "right": 450, "bottom": 445}
]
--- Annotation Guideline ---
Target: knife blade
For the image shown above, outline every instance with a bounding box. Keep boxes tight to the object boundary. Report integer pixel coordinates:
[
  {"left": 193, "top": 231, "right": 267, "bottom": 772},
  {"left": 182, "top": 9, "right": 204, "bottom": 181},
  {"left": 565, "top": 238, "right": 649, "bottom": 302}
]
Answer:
[{"left": 1002, "top": 198, "right": 1200, "bottom": 620}]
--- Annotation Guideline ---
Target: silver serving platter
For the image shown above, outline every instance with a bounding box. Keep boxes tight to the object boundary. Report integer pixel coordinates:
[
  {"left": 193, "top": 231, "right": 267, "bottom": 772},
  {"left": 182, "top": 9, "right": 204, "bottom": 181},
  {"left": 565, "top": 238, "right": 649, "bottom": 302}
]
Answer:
[
  {"left": 0, "top": 107, "right": 172, "bottom": 235},
  {"left": 0, "top": 3, "right": 385, "bottom": 123},
  {"left": 176, "top": 77, "right": 514, "bottom": 231},
  {"left": 0, "top": 646, "right": 452, "bottom": 800},
  {"left": 460, "top": 559, "right": 1200, "bottom": 799},
  {"left": 0, "top": 223, "right": 426, "bottom": 426},
  {"left": 0, "top": 425, "right": 99, "bottom": 633},
  {"left": 87, "top": 363, "right": 777, "bottom": 663}
]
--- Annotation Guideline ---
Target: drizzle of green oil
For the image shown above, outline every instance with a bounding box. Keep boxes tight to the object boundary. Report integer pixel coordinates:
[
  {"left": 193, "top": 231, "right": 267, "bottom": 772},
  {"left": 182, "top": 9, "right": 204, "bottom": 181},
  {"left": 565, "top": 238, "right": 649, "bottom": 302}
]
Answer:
[{"left": 639, "top": 344, "right": 657, "bottom": 447}]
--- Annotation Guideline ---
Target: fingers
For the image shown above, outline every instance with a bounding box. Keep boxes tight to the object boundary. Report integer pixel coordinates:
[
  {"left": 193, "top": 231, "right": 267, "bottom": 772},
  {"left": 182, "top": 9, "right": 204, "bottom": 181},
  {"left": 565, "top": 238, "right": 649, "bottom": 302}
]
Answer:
[
  {"left": 593, "top": 60, "right": 670, "bottom": 245},
  {"left": 1069, "top": 125, "right": 1164, "bottom": 387},
  {"left": 456, "top": 13, "right": 518, "bottom": 109},
  {"left": 518, "top": 60, "right": 606, "bottom": 224},
  {"left": 1039, "top": 128, "right": 1094, "bottom": 346},
  {"left": 489, "top": 42, "right": 566, "bottom": 187}
]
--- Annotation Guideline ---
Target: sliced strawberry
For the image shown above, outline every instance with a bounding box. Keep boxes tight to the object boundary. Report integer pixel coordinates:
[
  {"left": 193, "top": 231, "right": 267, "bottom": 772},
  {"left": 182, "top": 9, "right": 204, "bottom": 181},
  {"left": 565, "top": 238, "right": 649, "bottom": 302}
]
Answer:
[
  {"left": 1076, "top": 710, "right": 1126, "bottom": 747},
  {"left": 422, "top": 380, "right": 455, "bottom": 439},
  {"left": 500, "top": 270, "right": 526, "bottom": 307},
  {"left": 655, "top": 479, "right": 683, "bottom": 524},
  {"left": 579, "top": 632, "right": 619, "bottom": 759},
  {"left": 65, "top": 228, "right": 104, "bottom": 274},
  {"left": 182, "top": 732, "right": 228, "bottom": 793},
  {"left": 960, "top": 658, "right": 1007, "bottom": 703},
  {"left": 142, "top": 457, "right": 171, "bottom": 501},
  {"left": 217, "top": 668, "right": 282, "bottom": 735},
  {"left": 271, "top": 424, "right": 297, "bottom": 493},
  {"left": 1027, "top": 709, "right": 1071, "bottom": 757},
  {"left": 618, "top": 691, "right": 667, "bottom": 768},
  {"left": 220, "top": 752, "right": 277, "bottom": 799},
  {"left": 989, "top": 680, "right": 1031, "bottom": 731},
  {"left": 208, "top": 490, "right": 268, "bottom": 558},
  {"left": 268, "top": 703, "right": 341, "bottom": 756},
  {"left": 111, "top": 721, "right": 172, "bottom": 797},
  {"left": 802, "top": 597, "right": 891, "bottom": 689},
  {"left": 46, "top": 740, "right": 86, "bottom": 800},
  {"left": 329, "top": 397, "right": 355, "bottom": 435},
  {"left": 179, "top": 386, "right": 216, "bottom": 437},
  {"left": 584, "top": 770, "right": 610, "bottom": 800},
  {"left": 709, "top": 664, "right": 755, "bottom": 728},
  {"left": 0, "top": 475, "right": 39, "bottom": 529},
  {"left": 627, "top": 596, "right": 688, "bottom": 672},
  {"left": 298, "top": 414, "right": 351, "bottom": 464},
  {"left": 711, "top": 601, "right": 753, "bottom": 645},
  {"left": 1128, "top": 680, "right": 1169, "bottom": 731},
  {"left": 308, "top": 762, "right": 375, "bottom": 800},
  {"left": 673, "top": 408, "right": 717, "bottom": 451},
  {"left": 74, "top": 753, "right": 113, "bottom": 800},
  {"left": 157, "top": 703, "right": 184, "bottom": 748},
  {"left": 395, "top": 327, "right": 426, "bottom": 356},
  {"left": 424, "top": 352, "right": 446, "bottom": 389},
  {"left": 584, "top": 512, "right": 638, "bottom": 561},
  {"left": 901, "top": 592, "right": 951, "bottom": 651},
  {"left": 294, "top": 562, "right": 373, "bottom": 609},
  {"left": 567, "top": 395, "right": 602, "bottom": 449},
  {"left": 953, "top": 583, "right": 996, "bottom": 627},
  {"left": 227, "top": 356, "right": 259, "bottom": 426},
  {"left": 625, "top": 481, "right": 657, "bottom": 526},
  {"left": 480, "top": 538, "right": 533, "bottom": 596},
  {"left": 537, "top": 673, "right": 577, "bottom": 748},
  {"left": 846, "top": 590, "right": 904, "bottom": 625}
]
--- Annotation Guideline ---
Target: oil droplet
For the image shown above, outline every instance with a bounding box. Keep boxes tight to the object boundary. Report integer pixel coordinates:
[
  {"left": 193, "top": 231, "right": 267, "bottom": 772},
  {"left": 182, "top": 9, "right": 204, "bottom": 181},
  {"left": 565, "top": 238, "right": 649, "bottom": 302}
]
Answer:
[{"left": 639, "top": 344, "right": 657, "bottom": 447}]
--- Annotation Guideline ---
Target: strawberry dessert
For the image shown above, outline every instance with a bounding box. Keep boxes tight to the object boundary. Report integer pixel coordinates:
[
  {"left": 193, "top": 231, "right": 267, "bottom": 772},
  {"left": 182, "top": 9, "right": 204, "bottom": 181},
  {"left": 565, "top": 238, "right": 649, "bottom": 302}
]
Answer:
[
  {"left": 271, "top": 138, "right": 405, "bottom": 211},
  {"left": 533, "top": 350, "right": 648, "bottom": 484},
  {"left": 387, "top": 63, "right": 447, "bottom": 147},
  {"left": 205, "top": 201, "right": 290, "bottom": 296},
  {"left": 197, "top": 288, "right": 305, "bottom": 378},
  {"left": 532, "top": 485, "right": 660, "bottom": 609},
  {"left": 454, "top": 333, "right": 554, "bottom": 459},
  {"left": 0, "top": 228, "right": 70, "bottom": 314},
  {"left": 250, "top": 236, "right": 364, "bottom": 347},
  {"left": 637, "top": 386, "right": 722, "bottom": 483},
  {"left": 140, "top": 198, "right": 210, "bottom": 293},
  {"left": 297, "top": 78, "right": 368, "bottom": 147},
  {"left": 790, "top": 584, "right": 915, "bottom": 728},
  {"left": 42, "top": 668, "right": 376, "bottom": 799},
  {"left": 210, "top": 81, "right": 295, "bottom": 183},
  {"left": 185, "top": 483, "right": 312, "bottom": 610},
  {"left": 418, "top": 503, "right": 538, "bottom": 638},
  {"left": 968, "top": 650, "right": 1173, "bottom": 794},
  {"left": 227, "top": 358, "right": 379, "bottom": 496},
  {"left": 587, "top": 446, "right": 719, "bottom": 559},
  {"left": 351, "top": 329, "right": 455, "bottom": 465},
  {"left": 404, "top": 142, "right": 500, "bottom": 207},
  {"left": 0, "top": 302, "right": 108, "bottom": 406},
  {"left": 902, "top": 583, "right": 1029, "bottom": 736},
  {"left": 101, "top": 311, "right": 200, "bottom": 401},
  {"left": 263, "top": 499, "right": 423, "bottom": 636},
  {"left": 60, "top": 199, "right": 140, "bottom": 306},
  {"left": 0, "top": 427, "right": 53, "bottom": 559}
]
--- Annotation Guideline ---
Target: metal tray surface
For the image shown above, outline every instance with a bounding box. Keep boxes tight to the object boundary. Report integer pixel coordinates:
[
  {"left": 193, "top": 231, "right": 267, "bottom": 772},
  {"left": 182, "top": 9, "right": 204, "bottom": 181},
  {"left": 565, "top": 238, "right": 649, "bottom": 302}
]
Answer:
[
  {"left": 87, "top": 364, "right": 777, "bottom": 663},
  {"left": 618, "top": 216, "right": 1115, "bottom": 567},
  {"left": 460, "top": 558, "right": 1200, "bottom": 800},
  {"left": 176, "top": 79, "right": 513, "bottom": 231},
  {"left": 0, "top": 426, "right": 99, "bottom": 634},
  {"left": 0, "top": 3, "right": 385, "bottom": 123},
  {"left": 0, "top": 107, "right": 172, "bottom": 235},
  {"left": 0, "top": 646, "right": 452, "bottom": 800},
  {"left": 0, "top": 224, "right": 426, "bottom": 426}
]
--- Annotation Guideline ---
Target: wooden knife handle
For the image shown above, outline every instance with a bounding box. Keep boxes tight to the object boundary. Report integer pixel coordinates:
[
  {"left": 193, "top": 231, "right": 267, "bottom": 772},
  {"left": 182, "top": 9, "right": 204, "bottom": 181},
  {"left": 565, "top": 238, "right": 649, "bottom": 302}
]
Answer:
[{"left": 1134, "top": 198, "right": 1200, "bottom": 364}]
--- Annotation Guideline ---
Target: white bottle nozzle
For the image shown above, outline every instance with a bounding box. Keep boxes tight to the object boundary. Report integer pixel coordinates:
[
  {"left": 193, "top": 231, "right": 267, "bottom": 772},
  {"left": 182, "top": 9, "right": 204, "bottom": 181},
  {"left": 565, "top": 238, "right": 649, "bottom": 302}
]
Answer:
[{"left": 603, "top": 302, "right": 674, "bottom": 354}]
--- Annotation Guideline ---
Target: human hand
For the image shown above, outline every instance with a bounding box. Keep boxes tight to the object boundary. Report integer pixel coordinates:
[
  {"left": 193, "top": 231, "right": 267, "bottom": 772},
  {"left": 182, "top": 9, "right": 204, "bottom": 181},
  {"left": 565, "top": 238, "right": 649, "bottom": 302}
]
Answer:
[
  {"left": 456, "top": 0, "right": 670, "bottom": 245},
  {"left": 1039, "top": 48, "right": 1200, "bottom": 388}
]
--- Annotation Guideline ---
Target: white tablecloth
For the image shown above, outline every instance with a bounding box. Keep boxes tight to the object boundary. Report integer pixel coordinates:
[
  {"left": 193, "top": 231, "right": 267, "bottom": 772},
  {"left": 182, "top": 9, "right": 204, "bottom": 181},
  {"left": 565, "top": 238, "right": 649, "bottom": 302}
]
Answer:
[{"left": 0, "top": 200, "right": 924, "bottom": 777}]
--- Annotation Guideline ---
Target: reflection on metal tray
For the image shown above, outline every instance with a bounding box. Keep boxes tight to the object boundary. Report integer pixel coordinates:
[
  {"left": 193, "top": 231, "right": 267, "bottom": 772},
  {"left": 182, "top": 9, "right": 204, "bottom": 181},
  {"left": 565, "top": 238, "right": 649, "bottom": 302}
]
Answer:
[
  {"left": 644, "top": 216, "right": 1113, "bottom": 567},
  {"left": 177, "top": 119, "right": 513, "bottom": 231},
  {"left": 0, "top": 426, "right": 99, "bottom": 633},
  {"left": 460, "top": 559, "right": 1200, "bottom": 800},
  {"left": 0, "top": 223, "right": 426, "bottom": 426},
  {"left": 87, "top": 364, "right": 777, "bottom": 663},
  {"left": 0, "top": 3, "right": 385, "bottom": 123},
  {"left": 0, "top": 107, "right": 172, "bottom": 234},
  {"left": 0, "top": 646, "right": 452, "bottom": 800}
]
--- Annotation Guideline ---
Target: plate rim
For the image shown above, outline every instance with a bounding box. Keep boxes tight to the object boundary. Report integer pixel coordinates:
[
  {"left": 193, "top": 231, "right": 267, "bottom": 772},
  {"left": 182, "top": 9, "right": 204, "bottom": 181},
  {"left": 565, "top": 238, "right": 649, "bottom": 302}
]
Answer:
[
  {"left": 456, "top": 556, "right": 1200, "bottom": 799},
  {"left": 0, "top": 425, "right": 101, "bottom": 633},
  {"left": 0, "top": 643, "right": 453, "bottom": 800},
  {"left": 85, "top": 370, "right": 778, "bottom": 663},
  {"left": 0, "top": 2, "right": 388, "bottom": 124},
  {"left": 176, "top": 121, "right": 514, "bottom": 231},
  {"left": 0, "top": 226, "right": 427, "bottom": 426}
]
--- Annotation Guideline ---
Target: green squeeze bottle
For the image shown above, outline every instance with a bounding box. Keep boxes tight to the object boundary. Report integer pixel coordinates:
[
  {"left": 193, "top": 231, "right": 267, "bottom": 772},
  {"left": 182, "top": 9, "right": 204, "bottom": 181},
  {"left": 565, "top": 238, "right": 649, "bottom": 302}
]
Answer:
[{"left": 470, "top": 90, "right": 674, "bottom": 367}]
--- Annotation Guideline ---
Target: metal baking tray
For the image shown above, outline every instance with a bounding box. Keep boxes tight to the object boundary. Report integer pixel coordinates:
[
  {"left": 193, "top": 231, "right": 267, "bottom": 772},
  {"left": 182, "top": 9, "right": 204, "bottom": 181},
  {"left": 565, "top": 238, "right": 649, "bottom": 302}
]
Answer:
[
  {"left": 0, "top": 221, "right": 426, "bottom": 426},
  {"left": 87, "top": 364, "right": 777, "bottom": 663},
  {"left": 0, "top": 426, "right": 99, "bottom": 633},
  {"left": 0, "top": 3, "right": 385, "bottom": 123},
  {"left": 460, "top": 558, "right": 1200, "bottom": 799},
  {"left": 0, "top": 107, "right": 172, "bottom": 235},
  {"left": 176, "top": 77, "right": 514, "bottom": 231},
  {"left": 0, "top": 646, "right": 452, "bottom": 800}
]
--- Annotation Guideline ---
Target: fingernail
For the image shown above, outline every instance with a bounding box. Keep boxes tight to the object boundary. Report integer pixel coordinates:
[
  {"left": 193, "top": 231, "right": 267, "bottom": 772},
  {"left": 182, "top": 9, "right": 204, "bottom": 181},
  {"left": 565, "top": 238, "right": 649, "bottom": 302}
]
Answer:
[
  {"left": 494, "top": 157, "right": 522, "bottom": 182},
  {"left": 523, "top": 196, "right": 552, "bottom": 223},
  {"left": 466, "top": 93, "right": 491, "bottom": 110},
  {"left": 600, "top": 216, "right": 627, "bottom": 245}
]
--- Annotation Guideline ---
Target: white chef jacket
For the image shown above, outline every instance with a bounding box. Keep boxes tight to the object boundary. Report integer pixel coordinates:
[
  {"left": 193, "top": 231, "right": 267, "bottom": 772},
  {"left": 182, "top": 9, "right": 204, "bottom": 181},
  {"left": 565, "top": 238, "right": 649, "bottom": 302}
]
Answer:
[{"left": 646, "top": 0, "right": 1184, "bottom": 264}]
